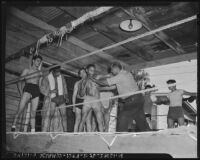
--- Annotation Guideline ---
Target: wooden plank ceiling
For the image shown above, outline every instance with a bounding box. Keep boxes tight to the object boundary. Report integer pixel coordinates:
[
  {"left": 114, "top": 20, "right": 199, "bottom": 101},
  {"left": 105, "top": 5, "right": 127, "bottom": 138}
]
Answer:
[{"left": 5, "top": 2, "right": 198, "bottom": 77}]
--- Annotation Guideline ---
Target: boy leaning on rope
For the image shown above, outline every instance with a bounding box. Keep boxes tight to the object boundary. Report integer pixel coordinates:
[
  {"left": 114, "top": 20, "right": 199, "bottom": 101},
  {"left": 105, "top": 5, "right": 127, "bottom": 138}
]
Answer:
[{"left": 165, "top": 79, "right": 197, "bottom": 128}]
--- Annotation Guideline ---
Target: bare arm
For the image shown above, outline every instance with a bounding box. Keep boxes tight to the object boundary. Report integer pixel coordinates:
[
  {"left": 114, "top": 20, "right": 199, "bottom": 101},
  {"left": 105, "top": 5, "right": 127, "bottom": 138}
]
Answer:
[
  {"left": 62, "top": 75, "right": 69, "bottom": 103},
  {"left": 183, "top": 90, "right": 197, "bottom": 97},
  {"left": 17, "top": 69, "right": 28, "bottom": 96},
  {"left": 39, "top": 77, "right": 43, "bottom": 88},
  {"left": 96, "top": 74, "right": 112, "bottom": 80},
  {"left": 79, "top": 78, "right": 88, "bottom": 97},
  {"left": 40, "top": 76, "right": 50, "bottom": 97},
  {"left": 90, "top": 77, "right": 109, "bottom": 86},
  {"left": 99, "top": 85, "right": 116, "bottom": 91}
]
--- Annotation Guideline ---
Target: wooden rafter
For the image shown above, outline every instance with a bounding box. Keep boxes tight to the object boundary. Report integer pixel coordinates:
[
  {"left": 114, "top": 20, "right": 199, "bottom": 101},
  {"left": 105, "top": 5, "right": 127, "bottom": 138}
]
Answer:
[
  {"left": 59, "top": 7, "right": 148, "bottom": 61},
  {"left": 6, "top": 7, "right": 130, "bottom": 70},
  {"left": 5, "top": 60, "right": 78, "bottom": 78},
  {"left": 6, "top": 9, "right": 108, "bottom": 73},
  {"left": 6, "top": 53, "right": 78, "bottom": 77},
  {"left": 121, "top": 7, "right": 186, "bottom": 55}
]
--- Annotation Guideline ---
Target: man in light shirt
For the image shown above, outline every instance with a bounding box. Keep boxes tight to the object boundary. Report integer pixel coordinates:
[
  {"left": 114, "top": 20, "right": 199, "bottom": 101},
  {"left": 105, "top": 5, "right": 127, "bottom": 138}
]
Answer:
[
  {"left": 92, "top": 62, "right": 150, "bottom": 132},
  {"left": 40, "top": 65, "right": 69, "bottom": 132},
  {"left": 166, "top": 79, "right": 197, "bottom": 128}
]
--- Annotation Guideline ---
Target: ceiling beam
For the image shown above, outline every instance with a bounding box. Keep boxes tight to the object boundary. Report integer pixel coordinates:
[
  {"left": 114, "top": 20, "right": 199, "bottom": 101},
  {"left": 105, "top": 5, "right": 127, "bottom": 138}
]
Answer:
[
  {"left": 7, "top": 8, "right": 108, "bottom": 72},
  {"left": 121, "top": 7, "right": 186, "bottom": 55},
  {"left": 6, "top": 20, "right": 101, "bottom": 70},
  {"left": 7, "top": 8, "right": 107, "bottom": 72},
  {"left": 59, "top": 8, "right": 148, "bottom": 61},
  {"left": 5, "top": 68, "right": 20, "bottom": 77},
  {"left": 80, "top": 31, "right": 99, "bottom": 40},
  {"left": 38, "top": 56, "right": 78, "bottom": 77},
  {"left": 5, "top": 26, "right": 80, "bottom": 76},
  {"left": 5, "top": 59, "right": 78, "bottom": 78},
  {"left": 9, "top": 7, "right": 130, "bottom": 70},
  {"left": 130, "top": 52, "right": 196, "bottom": 70},
  {"left": 5, "top": 53, "right": 78, "bottom": 77}
]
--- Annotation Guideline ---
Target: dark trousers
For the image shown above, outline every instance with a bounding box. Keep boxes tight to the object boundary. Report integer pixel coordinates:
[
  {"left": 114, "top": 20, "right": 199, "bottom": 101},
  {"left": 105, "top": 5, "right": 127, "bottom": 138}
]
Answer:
[
  {"left": 116, "top": 94, "right": 150, "bottom": 132},
  {"left": 66, "top": 108, "right": 75, "bottom": 132}
]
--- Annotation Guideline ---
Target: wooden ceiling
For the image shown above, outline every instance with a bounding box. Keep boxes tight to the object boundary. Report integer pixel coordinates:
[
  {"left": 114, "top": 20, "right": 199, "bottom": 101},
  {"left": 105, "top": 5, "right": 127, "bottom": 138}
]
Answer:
[{"left": 5, "top": 2, "right": 198, "bottom": 77}]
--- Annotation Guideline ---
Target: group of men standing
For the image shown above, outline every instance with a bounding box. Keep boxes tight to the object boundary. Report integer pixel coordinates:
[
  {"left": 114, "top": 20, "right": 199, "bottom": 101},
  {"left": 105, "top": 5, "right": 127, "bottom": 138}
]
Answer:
[
  {"left": 11, "top": 55, "right": 69, "bottom": 132},
  {"left": 11, "top": 55, "right": 197, "bottom": 132}
]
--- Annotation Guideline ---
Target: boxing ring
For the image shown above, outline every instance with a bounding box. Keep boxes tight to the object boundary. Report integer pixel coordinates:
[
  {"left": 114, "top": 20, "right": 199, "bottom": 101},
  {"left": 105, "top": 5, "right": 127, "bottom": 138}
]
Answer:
[
  {"left": 6, "top": 126, "right": 197, "bottom": 158},
  {"left": 5, "top": 7, "right": 198, "bottom": 158}
]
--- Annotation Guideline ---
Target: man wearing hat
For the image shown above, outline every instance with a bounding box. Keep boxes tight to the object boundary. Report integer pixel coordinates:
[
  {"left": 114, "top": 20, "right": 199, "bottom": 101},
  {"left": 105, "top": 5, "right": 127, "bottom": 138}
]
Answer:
[
  {"left": 40, "top": 65, "right": 69, "bottom": 132},
  {"left": 166, "top": 79, "right": 197, "bottom": 128},
  {"left": 92, "top": 62, "right": 150, "bottom": 132}
]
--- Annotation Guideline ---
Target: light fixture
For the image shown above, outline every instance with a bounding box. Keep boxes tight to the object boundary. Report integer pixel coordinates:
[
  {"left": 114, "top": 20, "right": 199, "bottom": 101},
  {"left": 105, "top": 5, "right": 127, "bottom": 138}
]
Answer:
[{"left": 120, "top": 19, "right": 142, "bottom": 32}]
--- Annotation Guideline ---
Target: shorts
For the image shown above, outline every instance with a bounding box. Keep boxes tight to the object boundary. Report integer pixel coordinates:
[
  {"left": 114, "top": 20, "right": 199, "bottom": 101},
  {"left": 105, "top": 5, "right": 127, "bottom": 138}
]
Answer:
[
  {"left": 76, "top": 98, "right": 84, "bottom": 109},
  {"left": 51, "top": 95, "right": 65, "bottom": 106},
  {"left": 167, "top": 106, "right": 184, "bottom": 121},
  {"left": 23, "top": 83, "right": 40, "bottom": 99},
  {"left": 84, "top": 96, "right": 101, "bottom": 109}
]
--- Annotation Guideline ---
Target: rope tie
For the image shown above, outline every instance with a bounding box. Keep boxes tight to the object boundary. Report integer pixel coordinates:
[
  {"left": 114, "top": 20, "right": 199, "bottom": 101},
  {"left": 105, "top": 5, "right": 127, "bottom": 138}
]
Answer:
[
  {"left": 50, "top": 133, "right": 60, "bottom": 140},
  {"left": 13, "top": 132, "right": 21, "bottom": 139},
  {"left": 187, "top": 130, "right": 197, "bottom": 141},
  {"left": 99, "top": 134, "right": 118, "bottom": 149}
]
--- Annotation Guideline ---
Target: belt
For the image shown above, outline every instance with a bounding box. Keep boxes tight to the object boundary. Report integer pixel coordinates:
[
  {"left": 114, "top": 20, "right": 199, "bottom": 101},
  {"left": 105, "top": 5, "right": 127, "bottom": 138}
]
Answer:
[{"left": 119, "top": 95, "right": 135, "bottom": 104}]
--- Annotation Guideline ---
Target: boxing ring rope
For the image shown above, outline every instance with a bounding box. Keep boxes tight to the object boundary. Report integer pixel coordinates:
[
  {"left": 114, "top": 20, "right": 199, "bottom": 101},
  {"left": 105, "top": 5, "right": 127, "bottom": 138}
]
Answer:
[
  {"left": 5, "top": 78, "right": 197, "bottom": 130},
  {"left": 6, "top": 79, "right": 197, "bottom": 148},
  {"left": 144, "top": 64, "right": 197, "bottom": 72},
  {"left": 149, "top": 71, "right": 196, "bottom": 77},
  {"left": 5, "top": 80, "right": 196, "bottom": 114},
  {"left": 5, "top": 12, "right": 198, "bottom": 151},
  {"left": 7, "top": 124, "right": 197, "bottom": 148},
  {"left": 5, "top": 15, "right": 197, "bottom": 86},
  {"left": 6, "top": 126, "right": 194, "bottom": 136},
  {"left": 6, "top": 113, "right": 197, "bottom": 120}
]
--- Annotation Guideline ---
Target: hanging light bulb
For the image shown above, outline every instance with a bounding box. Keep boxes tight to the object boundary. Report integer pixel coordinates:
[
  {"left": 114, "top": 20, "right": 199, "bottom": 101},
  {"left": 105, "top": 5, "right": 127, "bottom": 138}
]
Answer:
[
  {"left": 120, "top": 19, "right": 142, "bottom": 32},
  {"left": 128, "top": 19, "right": 133, "bottom": 29}
]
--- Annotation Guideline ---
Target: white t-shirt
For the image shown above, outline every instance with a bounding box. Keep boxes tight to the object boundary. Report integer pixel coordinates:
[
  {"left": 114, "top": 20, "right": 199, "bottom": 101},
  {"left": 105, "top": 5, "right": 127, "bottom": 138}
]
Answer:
[
  {"left": 107, "top": 70, "right": 138, "bottom": 99},
  {"left": 167, "top": 89, "right": 184, "bottom": 107}
]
